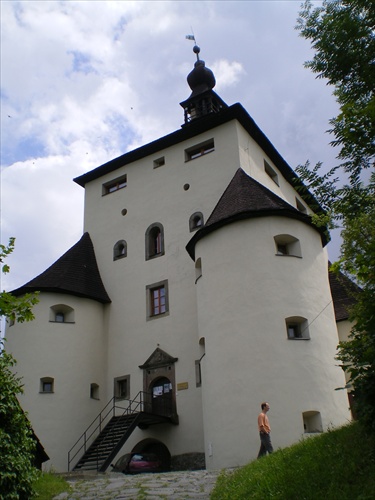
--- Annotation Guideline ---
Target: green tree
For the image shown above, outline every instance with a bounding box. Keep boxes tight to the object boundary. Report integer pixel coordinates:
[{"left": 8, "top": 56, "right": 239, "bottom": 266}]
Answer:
[
  {"left": 296, "top": 0, "right": 375, "bottom": 430},
  {"left": 0, "top": 238, "right": 39, "bottom": 499}
]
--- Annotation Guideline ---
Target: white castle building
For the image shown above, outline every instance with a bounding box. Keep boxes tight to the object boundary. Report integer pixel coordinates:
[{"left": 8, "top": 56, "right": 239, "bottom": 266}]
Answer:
[{"left": 7, "top": 46, "right": 353, "bottom": 473}]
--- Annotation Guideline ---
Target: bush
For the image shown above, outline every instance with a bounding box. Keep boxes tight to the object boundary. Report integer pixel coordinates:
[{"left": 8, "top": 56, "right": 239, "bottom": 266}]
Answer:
[{"left": 0, "top": 345, "right": 38, "bottom": 500}]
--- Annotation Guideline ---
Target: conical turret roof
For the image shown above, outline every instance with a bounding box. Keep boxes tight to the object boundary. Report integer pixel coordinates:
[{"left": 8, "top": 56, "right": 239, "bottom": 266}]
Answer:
[
  {"left": 11, "top": 232, "right": 111, "bottom": 303},
  {"left": 186, "top": 168, "right": 328, "bottom": 259}
]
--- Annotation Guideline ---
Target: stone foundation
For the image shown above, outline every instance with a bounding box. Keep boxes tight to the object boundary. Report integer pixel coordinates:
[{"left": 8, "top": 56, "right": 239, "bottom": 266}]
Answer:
[{"left": 171, "top": 452, "right": 206, "bottom": 471}]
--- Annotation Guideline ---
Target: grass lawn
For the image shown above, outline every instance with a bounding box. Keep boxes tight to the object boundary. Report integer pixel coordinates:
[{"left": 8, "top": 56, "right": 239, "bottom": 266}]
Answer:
[
  {"left": 211, "top": 422, "right": 375, "bottom": 499},
  {"left": 32, "top": 472, "right": 71, "bottom": 500}
]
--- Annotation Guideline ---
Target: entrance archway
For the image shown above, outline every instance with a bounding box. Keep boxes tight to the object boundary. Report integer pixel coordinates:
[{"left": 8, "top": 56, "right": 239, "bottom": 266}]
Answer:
[{"left": 132, "top": 438, "right": 171, "bottom": 471}]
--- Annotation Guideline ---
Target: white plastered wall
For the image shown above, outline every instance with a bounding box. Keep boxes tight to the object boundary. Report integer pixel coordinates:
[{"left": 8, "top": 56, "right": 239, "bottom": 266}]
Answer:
[
  {"left": 195, "top": 216, "right": 351, "bottom": 470},
  {"left": 5, "top": 293, "right": 107, "bottom": 471}
]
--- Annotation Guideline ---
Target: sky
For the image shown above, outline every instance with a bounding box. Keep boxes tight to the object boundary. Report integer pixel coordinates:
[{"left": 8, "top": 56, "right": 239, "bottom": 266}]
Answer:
[{"left": 1, "top": 0, "right": 343, "bottom": 299}]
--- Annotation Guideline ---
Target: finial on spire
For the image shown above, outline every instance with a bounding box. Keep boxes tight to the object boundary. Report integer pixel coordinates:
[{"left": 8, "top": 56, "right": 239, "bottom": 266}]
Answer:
[{"left": 185, "top": 32, "right": 200, "bottom": 61}]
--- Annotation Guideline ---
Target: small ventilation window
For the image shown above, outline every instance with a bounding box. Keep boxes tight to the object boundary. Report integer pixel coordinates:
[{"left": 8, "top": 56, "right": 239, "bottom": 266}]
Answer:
[
  {"left": 40, "top": 377, "right": 54, "bottom": 393},
  {"left": 189, "top": 212, "right": 204, "bottom": 232},
  {"left": 113, "top": 240, "right": 127, "bottom": 261},
  {"left": 102, "top": 174, "right": 127, "bottom": 195},
  {"left": 274, "top": 234, "right": 302, "bottom": 258},
  {"left": 153, "top": 157, "right": 165, "bottom": 168},
  {"left": 114, "top": 375, "right": 130, "bottom": 400},
  {"left": 264, "top": 160, "right": 279, "bottom": 186},
  {"left": 285, "top": 316, "right": 310, "bottom": 340},
  {"left": 55, "top": 312, "right": 65, "bottom": 323},
  {"left": 303, "top": 411, "right": 322, "bottom": 433},
  {"left": 90, "top": 383, "right": 100, "bottom": 400},
  {"left": 50, "top": 304, "right": 74, "bottom": 323},
  {"left": 296, "top": 198, "right": 307, "bottom": 214},
  {"left": 185, "top": 139, "right": 215, "bottom": 161}
]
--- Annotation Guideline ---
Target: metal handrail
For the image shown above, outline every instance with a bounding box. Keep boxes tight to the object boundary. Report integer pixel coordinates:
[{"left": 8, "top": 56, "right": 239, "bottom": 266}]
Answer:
[
  {"left": 67, "top": 390, "right": 173, "bottom": 471},
  {"left": 68, "top": 392, "right": 142, "bottom": 471}
]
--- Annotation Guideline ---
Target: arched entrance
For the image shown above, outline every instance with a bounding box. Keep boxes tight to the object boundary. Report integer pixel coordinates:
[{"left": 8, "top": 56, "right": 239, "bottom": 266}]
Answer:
[
  {"left": 132, "top": 438, "right": 171, "bottom": 472},
  {"left": 139, "top": 347, "right": 178, "bottom": 422}
]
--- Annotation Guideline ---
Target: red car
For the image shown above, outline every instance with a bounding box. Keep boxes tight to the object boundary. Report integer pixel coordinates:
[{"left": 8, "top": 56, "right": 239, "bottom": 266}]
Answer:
[{"left": 112, "top": 452, "right": 162, "bottom": 474}]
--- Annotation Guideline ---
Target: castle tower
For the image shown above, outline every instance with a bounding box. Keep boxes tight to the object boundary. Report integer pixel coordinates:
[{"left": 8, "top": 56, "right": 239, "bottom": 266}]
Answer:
[{"left": 6, "top": 46, "right": 351, "bottom": 472}]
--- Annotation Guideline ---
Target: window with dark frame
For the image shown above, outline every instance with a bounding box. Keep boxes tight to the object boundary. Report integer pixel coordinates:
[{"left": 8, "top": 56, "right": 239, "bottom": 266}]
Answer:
[
  {"left": 146, "top": 280, "right": 169, "bottom": 319},
  {"left": 102, "top": 174, "right": 127, "bottom": 195},
  {"left": 114, "top": 375, "right": 130, "bottom": 400},
  {"left": 113, "top": 240, "right": 127, "bottom": 260},
  {"left": 185, "top": 139, "right": 215, "bottom": 161},
  {"left": 151, "top": 286, "right": 166, "bottom": 316},
  {"left": 40, "top": 377, "right": 54, "bottom": 393}
]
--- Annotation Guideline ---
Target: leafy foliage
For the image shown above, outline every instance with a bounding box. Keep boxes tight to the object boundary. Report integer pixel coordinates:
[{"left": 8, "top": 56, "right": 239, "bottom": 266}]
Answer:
[
  {"left": 0, "top": 343, "right": 38, "bottom": 499},
  {"left": 296, "top": 0, "right": 375, "bottom": 430},
  {"left": 0, "top": 238, "right": 40, "bottom": 499},
  {"left": 296, "top": 0, "right": 375, "bottom": 184},
  {"left": 0, "top": 238, "right": 39, "bottom": 323}
]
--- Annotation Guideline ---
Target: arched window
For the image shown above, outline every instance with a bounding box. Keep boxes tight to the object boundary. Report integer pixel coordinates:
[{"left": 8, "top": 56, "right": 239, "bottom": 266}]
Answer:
[
  {"left": 274, "top": 234, "right": 302, "bottom": 258},
  {"left": 189, "top": 212, "right": 204, "bottom": 232},
  {"left": 113, "top": 240, "right": 127, "bottom": 261},
  {"left": 145, "top": 223, "right": 164, "bottom": 260},
  {"left": 49, "top": 304, "right": 74, "bottom": 323}
]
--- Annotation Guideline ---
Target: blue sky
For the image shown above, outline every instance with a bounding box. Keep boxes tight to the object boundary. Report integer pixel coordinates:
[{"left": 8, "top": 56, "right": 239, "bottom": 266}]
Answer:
[{"left": 1, "top": 0, "right": 342, "bottom": 301}]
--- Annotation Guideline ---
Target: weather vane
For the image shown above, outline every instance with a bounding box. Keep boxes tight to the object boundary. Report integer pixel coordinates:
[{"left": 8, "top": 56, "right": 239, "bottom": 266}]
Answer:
[{"left": 185, "top": 30, "right": 200, "bottom": 61}]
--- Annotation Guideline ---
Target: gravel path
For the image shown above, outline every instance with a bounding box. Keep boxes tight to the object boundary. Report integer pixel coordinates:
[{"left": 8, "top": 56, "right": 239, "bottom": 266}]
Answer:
[{"left": 54, "top": 469, "right": 224, "bottom": 499}]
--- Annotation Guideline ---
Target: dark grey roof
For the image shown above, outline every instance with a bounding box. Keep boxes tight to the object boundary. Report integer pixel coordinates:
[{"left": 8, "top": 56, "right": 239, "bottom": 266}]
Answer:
[
  {"left": 11, "top": 233, "right": 111, "bottom": 304},
  {"left": 329, "top": 266, "right": 359, "bottom": 322},
  {"left": 73, "top": 103, "right": 320, "bottom": 213},
  {"left": 186, "top": 168, "right": 328, "bottom": 260}
]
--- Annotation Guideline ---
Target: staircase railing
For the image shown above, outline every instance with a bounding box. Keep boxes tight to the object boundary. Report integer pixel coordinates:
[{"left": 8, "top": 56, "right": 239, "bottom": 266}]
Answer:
[{"left": 67, "top": 390, "right": 172, "bottom": 471}]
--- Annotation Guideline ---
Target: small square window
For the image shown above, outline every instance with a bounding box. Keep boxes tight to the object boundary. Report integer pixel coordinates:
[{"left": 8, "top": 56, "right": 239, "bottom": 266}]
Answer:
[
  {"left": 114, "top": 375, "right": 130, "bottom": 400},
  {"left": 286, "top": 317, "right": 310, "bottom": 340},
  {"left": 153, "top": 157, "right": 165, "bottom": 168},
  {"left": 40, "top": 378, "right": 54, "bottom": 393}
]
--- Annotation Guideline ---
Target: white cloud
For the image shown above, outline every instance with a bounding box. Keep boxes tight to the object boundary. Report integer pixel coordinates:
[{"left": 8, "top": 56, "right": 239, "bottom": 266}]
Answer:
[
  {"left": 211, "top": 60, "right": 245, "bottom": 90},
  {"left": 1, "top": 0, "right": 343, "bottom": 294}
]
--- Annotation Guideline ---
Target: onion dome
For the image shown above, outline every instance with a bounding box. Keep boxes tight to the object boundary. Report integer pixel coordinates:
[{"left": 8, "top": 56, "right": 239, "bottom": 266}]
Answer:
[
  {"left": 180, "top": 45, "right": 227, "bottom": 126},
  {"left": 187, "top": 45, "right": 216, "bottom": 97}
]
